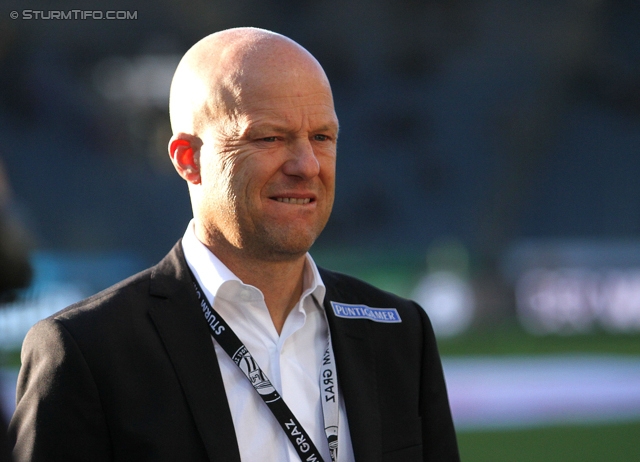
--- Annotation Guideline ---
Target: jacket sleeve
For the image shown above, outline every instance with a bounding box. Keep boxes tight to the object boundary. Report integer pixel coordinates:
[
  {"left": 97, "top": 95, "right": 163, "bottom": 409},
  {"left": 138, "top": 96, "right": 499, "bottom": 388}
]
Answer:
[
  {"left": 417, "top": 305, "right": 460, "bottom": 461},
  {"left": 9, "top": 319, "right": 112, "bottom": 462}
]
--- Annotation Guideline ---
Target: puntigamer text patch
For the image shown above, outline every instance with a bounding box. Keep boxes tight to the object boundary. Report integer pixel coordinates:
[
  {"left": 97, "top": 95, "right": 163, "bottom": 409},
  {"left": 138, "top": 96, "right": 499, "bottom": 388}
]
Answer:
[{"left": 330, "top": 302, "right": 402, "bottom": 323}]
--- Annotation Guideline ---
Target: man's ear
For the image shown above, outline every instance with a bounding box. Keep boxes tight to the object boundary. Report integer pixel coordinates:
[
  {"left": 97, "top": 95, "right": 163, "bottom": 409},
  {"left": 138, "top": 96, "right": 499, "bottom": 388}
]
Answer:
[{"left": 168, "top": 134, "right": 203, "bottom": 184}]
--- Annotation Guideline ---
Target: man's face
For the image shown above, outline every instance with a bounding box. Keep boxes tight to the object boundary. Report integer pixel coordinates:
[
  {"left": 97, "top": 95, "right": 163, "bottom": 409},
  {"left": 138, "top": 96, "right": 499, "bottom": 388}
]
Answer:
[{"left": 197, "top": 64, "right": 339, "bottom": 262}]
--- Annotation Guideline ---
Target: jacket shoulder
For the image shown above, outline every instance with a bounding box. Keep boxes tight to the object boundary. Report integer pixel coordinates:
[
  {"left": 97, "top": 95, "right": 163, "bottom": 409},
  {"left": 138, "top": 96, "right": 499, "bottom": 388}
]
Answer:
[
  {"left": 50, "top": 266, "right": 155, "bottom": 323},
  {"left": 48, "top": 241, "right": 187, "bottom": 325}
]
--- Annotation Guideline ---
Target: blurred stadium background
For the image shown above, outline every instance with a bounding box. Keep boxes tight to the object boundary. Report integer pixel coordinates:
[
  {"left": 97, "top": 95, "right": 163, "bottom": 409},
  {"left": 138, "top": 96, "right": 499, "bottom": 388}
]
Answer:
[{"left": 1, "top": 0, "right": 640, "bottom": 460}]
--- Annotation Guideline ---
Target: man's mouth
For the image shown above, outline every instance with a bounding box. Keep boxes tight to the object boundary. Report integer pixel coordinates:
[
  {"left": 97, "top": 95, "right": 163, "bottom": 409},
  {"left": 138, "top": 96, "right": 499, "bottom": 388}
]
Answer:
[{"left": 275, "top": 197, "right": 312, "bottom": 205}]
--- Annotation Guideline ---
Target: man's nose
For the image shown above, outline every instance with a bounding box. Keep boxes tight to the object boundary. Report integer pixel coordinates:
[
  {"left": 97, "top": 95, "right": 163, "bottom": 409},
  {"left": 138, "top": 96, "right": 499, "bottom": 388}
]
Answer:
[{"left": 283, "top": 138, "right": 320, "bottom": 179}]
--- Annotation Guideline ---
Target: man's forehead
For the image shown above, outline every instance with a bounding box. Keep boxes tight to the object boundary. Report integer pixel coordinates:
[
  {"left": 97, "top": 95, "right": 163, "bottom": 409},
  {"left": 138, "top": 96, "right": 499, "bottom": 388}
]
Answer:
[
  {"left": 236, "top": 89, "right": 335, "bottom": 109},
  {"left": 220, "top": 73, "right": 336, "bottom": 122}
]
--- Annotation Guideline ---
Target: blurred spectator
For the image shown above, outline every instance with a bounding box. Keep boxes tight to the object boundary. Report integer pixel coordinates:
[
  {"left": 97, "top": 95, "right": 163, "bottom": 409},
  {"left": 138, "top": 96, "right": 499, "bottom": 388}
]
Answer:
[
  {"left": 1, "top": 157, "right": 30, "bottom": 462},
  {"left": 0, "top": 158, "right": 32, "bottom": 303}
]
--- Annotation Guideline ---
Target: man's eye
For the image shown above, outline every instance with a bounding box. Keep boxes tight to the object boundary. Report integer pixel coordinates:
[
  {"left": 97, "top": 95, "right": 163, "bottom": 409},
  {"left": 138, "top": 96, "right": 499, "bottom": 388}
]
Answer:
[
  {"left": 313, "top": 134, "right": 329, "bottom": 141},
  {"left": 261, "top": 136, "right": 278, "bottom": 142}
]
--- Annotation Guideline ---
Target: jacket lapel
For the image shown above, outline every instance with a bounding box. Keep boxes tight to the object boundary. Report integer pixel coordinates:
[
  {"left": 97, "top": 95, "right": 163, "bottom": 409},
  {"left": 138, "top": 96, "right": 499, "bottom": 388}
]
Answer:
[
  {"left": 322, "top": 276, "right": 382, "bottom": 462},
  {"left": 148, "top": 243, "right": 241, "bottom": 462}
]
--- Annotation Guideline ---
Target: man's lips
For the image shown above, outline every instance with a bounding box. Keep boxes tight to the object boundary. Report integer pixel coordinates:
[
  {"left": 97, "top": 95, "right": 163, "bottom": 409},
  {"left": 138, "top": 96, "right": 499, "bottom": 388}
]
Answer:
[
  {"left": 269, "top": 192, "right": 317, "bottom": 205},
  {"left": 274, "top": 197, "right": 312, "bottom": 205}
]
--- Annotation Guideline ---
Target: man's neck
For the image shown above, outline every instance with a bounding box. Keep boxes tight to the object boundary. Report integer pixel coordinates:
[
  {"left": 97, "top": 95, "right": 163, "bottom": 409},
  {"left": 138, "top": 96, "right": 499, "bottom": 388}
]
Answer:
[
  {"left": 233, "top": 258, "right": 306, "bottom": 335},
  {"left": 205, "top": 243, "right": 307, "bottom": 335}
]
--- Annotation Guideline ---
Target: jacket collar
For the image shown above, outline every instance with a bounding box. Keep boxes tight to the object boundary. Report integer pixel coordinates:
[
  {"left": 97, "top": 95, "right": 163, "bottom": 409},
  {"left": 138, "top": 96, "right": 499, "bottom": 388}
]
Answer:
[{"left": 148, "top": 242, "right": 242, "bottom": 462}]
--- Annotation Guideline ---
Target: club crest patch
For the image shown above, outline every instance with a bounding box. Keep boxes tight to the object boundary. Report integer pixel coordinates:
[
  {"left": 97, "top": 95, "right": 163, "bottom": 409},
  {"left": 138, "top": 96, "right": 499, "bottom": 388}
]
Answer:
[{"left": 330, "top": 301, "right": 402, "bottom": 323}]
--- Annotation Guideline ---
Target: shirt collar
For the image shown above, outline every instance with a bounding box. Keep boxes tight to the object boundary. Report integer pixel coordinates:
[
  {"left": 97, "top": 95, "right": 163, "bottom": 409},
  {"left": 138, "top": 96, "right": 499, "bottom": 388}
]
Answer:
[{"left": 181, "top": 219, "right": 326, "bottom": 307}]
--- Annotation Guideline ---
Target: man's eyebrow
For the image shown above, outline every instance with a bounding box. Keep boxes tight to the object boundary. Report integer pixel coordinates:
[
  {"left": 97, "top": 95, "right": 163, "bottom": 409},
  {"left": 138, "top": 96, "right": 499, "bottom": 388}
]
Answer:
[
  {"left": 244, "top": 122, "right": 339, "bottom": 137},
  {"left": 247, "top": 124, "right": 289, "bottom": 135},
  {"left": 315, "top": 123, "right": 340, "bottom": 133}
]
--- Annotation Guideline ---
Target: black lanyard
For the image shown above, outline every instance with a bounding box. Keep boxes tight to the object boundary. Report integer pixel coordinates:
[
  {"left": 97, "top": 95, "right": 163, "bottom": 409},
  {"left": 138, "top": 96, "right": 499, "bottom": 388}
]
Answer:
[{"left": 190, "top": 273, "right": 339, "bottom": 462}]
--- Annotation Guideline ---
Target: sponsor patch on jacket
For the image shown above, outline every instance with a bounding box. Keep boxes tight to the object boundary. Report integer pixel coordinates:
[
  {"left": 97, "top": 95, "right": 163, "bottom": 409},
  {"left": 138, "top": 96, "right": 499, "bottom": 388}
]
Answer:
[{"left": 330, "top": 302, "right": 402, "bottom": 323}]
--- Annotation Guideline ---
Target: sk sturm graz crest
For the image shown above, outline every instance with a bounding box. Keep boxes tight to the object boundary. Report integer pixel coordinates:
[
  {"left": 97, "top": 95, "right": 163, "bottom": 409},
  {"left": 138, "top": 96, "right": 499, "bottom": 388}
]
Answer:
[
  {"left": 232, "top": 346, "right": 280, "bottom": 403},
  {"left": 327, "top": 425, "right": 338, "bottom": 461}
]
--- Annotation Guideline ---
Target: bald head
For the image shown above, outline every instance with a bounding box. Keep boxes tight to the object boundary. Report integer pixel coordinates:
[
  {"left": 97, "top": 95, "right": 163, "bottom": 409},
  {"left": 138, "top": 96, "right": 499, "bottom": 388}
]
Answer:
[{"left": 169, "top": 27, "right": 332, "bottom": 137}]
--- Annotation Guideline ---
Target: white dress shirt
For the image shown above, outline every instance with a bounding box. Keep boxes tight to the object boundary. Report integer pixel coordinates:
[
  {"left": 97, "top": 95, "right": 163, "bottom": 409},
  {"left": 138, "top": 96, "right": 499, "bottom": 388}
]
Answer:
[{"left": 181, "top": 221, "right": 355, "bottom": 462}]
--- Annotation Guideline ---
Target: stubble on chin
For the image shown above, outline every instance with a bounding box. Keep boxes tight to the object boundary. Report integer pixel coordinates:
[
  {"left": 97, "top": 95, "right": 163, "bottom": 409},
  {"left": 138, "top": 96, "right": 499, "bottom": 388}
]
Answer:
[{"left": 240, "top": 223, "right": 319, "bottom": 262}]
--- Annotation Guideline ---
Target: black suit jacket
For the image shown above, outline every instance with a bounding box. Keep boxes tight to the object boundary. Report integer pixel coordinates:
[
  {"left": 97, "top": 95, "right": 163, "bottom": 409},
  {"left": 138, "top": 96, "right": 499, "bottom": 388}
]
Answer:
[{"left": 9, "top": 243, "right": 459, "bottom": 462}]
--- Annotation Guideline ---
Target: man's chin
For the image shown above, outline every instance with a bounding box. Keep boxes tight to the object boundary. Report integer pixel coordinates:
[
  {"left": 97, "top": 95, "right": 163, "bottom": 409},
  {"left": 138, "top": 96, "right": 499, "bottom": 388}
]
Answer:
[
  {"left": 260, "top": 241, "right": 315, "bottom": 262},
  {"left": 246, "top": 230, "right": 319, "bottom": 262}
]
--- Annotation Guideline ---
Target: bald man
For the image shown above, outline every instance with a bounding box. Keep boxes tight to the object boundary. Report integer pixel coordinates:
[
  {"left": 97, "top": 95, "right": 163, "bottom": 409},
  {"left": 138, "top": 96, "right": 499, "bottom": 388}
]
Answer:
[{"left": 9, "top": 28, "right": 459, "bottom": 462}]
